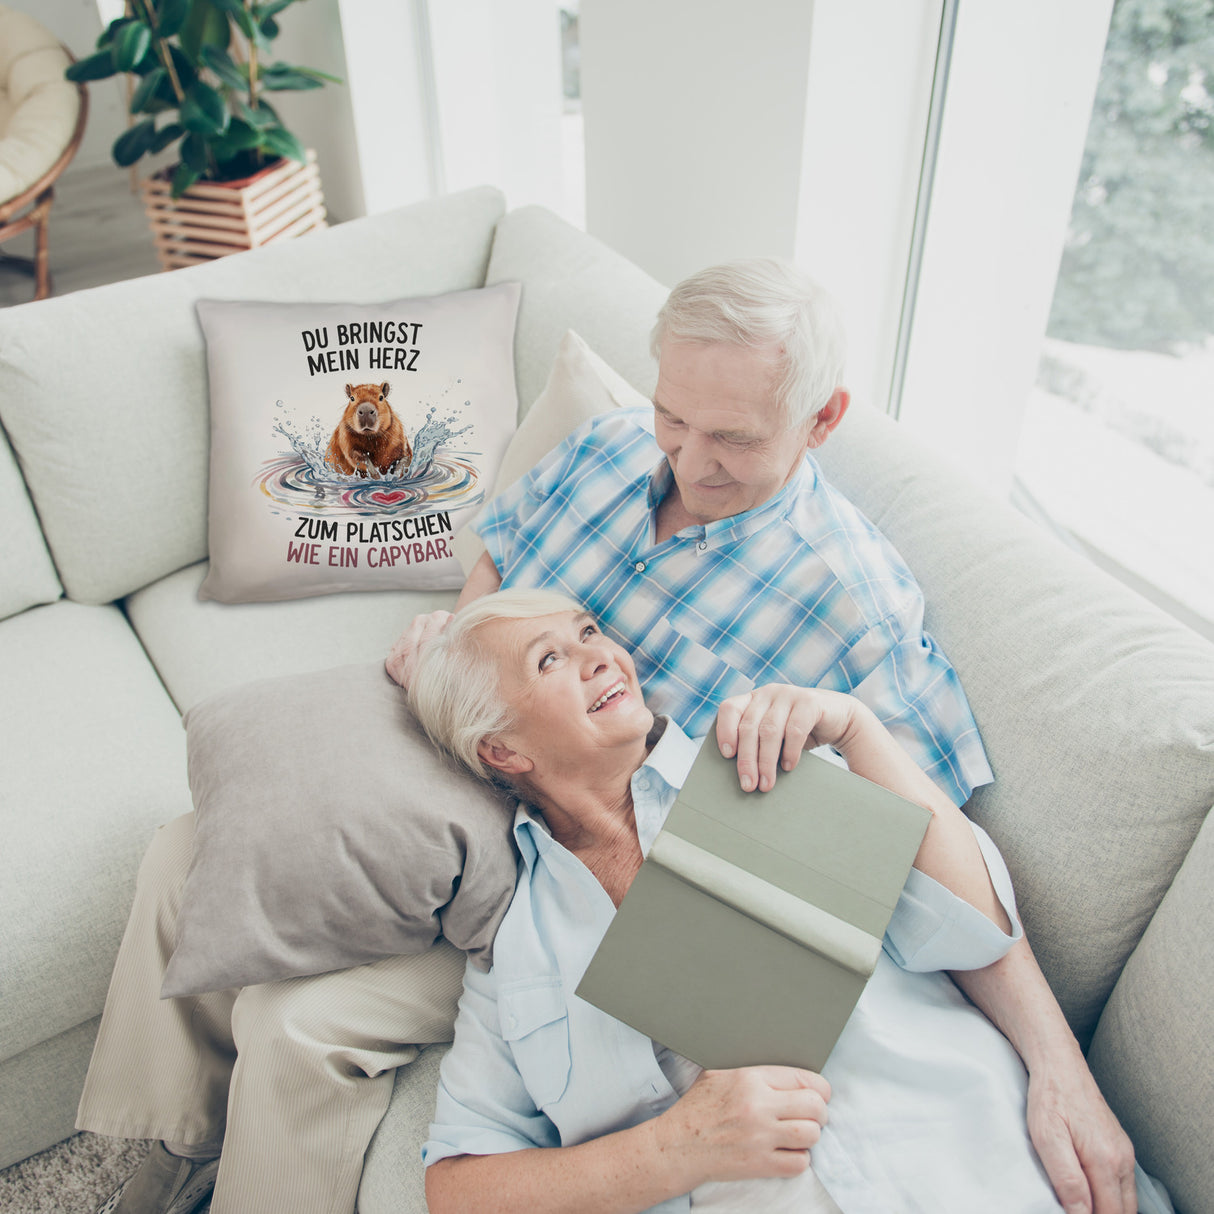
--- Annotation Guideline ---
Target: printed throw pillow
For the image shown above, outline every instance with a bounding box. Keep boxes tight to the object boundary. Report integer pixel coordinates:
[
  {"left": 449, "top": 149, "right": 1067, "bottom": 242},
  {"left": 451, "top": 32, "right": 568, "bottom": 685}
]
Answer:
[
  {"left": 162, "top": 661, "right": 520, "bottom": 998},
  {"left": 196, "top": 282, "right": 521, "bottom": 603}
]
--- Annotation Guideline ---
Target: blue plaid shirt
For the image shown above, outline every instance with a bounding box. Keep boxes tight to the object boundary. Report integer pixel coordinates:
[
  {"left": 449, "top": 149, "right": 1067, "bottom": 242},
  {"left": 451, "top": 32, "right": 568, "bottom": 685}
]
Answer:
[{"left": 476, "top": 407, "right": 992, "bottom": 805}]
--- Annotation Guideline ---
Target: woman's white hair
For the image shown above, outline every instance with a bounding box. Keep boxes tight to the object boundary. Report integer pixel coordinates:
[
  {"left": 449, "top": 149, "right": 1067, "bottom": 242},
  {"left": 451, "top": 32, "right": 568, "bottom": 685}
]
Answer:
[
  {"left": 407, "top": 588, "right": 586, "bottom": 782},
  {"left": 650, "top": 258, "right": 847, "bottom": 429}
]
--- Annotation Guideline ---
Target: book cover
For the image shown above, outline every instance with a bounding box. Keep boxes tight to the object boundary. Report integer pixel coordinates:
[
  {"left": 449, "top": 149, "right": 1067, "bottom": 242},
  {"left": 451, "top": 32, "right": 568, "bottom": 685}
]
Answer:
[{"left": 575, "top": 744, "right": 932, "bottom": 1071}]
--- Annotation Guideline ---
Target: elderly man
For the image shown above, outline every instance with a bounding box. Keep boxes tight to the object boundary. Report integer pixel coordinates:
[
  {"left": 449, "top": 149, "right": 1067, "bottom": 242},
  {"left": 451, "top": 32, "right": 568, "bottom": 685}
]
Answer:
[{"left": 388, "top": 260, "right": 1136, "bottom": 1214}]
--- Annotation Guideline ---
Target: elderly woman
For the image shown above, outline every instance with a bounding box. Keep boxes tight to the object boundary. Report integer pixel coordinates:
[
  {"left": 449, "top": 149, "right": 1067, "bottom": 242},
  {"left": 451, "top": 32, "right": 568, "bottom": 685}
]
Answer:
[{"left": 408, "top": 588, "right": 1093, "bottom": 1214}]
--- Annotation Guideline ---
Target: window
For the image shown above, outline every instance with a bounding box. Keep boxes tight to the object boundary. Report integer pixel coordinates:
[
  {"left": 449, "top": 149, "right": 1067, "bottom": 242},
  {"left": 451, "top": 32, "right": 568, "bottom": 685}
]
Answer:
[{"left": 1013, "top": 0, "right": 1214, "bottom": 637}]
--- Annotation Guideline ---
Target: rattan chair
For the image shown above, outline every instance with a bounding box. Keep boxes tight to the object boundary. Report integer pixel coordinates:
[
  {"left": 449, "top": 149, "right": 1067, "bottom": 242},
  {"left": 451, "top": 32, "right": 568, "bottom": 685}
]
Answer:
[{"left": 0, "top": 6, "right": 87, "bottom": 302}]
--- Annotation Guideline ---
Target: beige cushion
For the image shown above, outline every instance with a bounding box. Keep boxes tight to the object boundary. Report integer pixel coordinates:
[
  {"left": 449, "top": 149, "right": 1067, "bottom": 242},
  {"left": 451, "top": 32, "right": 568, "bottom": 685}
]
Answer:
[
  {"left": 453, "top": 329, "right": 645, "bottom": 573},
  {"left": 485, "top": 205, "right": 668, "bottom": 417},
  {"left": 0, "top": 186, "right": 507, "bottom": 605},
  {"left": 814, "top": 402, "right": 1214, "bottom": 1046},
  {"left": 1088, "top": 806, "right": 1214, "bottom": 1214},
  {"left": 0, "top": 8, "right": 77, "bottom": 201}
]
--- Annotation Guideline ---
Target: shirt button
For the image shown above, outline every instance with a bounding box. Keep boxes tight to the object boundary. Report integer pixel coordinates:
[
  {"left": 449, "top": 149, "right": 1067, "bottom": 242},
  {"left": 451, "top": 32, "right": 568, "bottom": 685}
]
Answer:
[
  {"left": 697, "top": 541, "right": 708, "bottom": 551},
  {"left": 634, "top": 561, "right": 646, "bottom": 573}
]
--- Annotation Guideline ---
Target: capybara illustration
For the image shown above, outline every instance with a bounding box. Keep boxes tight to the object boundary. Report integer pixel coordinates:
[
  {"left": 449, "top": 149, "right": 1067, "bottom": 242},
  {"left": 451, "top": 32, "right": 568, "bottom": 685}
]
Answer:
[{"left": 326, "top": 382, "right": 411, "bottom": 476}]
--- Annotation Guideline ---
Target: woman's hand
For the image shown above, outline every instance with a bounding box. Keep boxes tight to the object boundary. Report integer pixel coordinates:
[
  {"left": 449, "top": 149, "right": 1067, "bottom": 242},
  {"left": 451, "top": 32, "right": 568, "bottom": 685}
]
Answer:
[
  {"left": 654, "top": 1066, "right": 830, "bottom": 1185},
  {"left": 385, "top": 610, "right": 453, "bottom": 688},
  {"left": 715, "top": 685, "right": 861, "bottom": 792}
]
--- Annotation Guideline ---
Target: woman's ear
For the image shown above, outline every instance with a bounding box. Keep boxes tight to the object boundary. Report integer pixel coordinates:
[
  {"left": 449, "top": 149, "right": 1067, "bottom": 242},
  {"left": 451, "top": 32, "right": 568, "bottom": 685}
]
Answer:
[{"left": 477, "top": 738, "right": 534, "bottom": 777}]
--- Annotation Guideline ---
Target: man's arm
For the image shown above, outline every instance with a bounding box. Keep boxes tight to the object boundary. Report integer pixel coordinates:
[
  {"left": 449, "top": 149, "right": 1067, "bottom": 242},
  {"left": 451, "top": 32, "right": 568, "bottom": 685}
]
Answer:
[{"left": 951, "top": 942, "right": 1137, "bottom": 1214}]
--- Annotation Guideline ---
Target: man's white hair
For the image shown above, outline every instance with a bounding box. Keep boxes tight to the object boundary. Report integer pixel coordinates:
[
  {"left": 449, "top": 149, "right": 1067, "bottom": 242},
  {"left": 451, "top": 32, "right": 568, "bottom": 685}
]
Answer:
[
  {"left": 408, "top": 588, "right": 585, "bottom": 781},
  {"left": 650, "top": 258, "right": 847, "bottom": 429}
]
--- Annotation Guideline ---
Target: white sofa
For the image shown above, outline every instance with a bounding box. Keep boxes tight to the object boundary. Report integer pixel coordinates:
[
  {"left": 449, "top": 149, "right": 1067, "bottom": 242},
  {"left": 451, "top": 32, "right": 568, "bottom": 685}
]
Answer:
[{"left": 1, "top": 186, "right": 1211, "bottom": 1214}]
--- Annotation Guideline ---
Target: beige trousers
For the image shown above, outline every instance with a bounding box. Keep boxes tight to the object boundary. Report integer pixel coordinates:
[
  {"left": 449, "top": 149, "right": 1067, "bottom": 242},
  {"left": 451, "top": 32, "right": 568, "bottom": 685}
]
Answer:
[{"left": 76, "top": 813, "right": 466, "bottom": 1214}]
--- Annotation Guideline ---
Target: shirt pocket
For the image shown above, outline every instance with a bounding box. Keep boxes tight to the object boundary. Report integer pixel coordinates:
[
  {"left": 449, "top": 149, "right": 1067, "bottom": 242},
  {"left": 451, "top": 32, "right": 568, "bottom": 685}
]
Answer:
[
  {"left": 499, "top": 978, "right": 572, "bottom": 1110},
  {"left": 637, "top": 614, "right": 754, "bottom": 721}
]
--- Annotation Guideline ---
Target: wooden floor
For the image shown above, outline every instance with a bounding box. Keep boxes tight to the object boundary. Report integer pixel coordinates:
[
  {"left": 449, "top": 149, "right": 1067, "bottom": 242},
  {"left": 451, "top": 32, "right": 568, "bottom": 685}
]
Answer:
[{"left": 0, "top": 162, "right": 162, "bottom": 308}]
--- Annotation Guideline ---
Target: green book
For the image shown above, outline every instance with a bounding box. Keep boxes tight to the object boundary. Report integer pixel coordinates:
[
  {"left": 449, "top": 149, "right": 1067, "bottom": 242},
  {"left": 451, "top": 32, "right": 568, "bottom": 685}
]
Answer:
[{"left": 575, "top": 744, "right": 932, "bottom": 1072}]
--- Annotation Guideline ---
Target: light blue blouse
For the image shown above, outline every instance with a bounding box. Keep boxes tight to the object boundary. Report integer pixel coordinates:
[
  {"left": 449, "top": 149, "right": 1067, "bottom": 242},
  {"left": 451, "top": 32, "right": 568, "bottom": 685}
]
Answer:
[{"left": 424, "top": 721, "right": 1066, "bottom": 1212}]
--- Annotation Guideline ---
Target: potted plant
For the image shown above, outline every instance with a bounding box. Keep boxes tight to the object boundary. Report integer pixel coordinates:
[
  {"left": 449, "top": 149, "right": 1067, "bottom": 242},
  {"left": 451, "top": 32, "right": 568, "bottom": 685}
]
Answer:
[{"left": 66, "top": 0, "right": 340, "bottom": 268}]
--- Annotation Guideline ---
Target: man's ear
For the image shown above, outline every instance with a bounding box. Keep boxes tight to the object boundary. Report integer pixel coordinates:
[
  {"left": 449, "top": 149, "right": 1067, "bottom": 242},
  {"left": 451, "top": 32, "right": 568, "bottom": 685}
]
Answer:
[
  {"left": 806, "top": 388, "right": 850, "bottom": 450},
  {"left": 477, "top": 738, "right": 534, "bottom": 777}
]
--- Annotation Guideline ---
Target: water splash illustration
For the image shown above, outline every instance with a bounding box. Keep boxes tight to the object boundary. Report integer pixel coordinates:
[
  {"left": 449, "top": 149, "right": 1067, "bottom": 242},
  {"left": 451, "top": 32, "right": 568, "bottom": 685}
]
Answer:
[{"left": 257, "top": 391, "right": 482, "bottom": 517}]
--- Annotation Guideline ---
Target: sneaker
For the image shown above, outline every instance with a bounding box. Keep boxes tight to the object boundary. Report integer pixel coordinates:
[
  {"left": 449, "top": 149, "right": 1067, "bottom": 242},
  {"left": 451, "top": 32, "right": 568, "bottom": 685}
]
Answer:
[{"left": 96, "top": 1142, "right": 220, "bottom": 1214}]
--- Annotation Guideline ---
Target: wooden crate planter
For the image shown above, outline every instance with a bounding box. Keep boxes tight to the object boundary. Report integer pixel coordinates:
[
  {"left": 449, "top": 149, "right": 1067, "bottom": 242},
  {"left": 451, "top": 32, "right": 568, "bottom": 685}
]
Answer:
[{"left": 140, "top": 150, "right": 327, "bottom": 271}]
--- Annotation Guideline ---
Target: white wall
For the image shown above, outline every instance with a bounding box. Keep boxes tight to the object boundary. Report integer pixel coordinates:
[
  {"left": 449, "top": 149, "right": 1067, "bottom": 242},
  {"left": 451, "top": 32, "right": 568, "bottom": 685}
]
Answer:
[{"left": 579, "top": 0, "right": 818, "bottom": 288}]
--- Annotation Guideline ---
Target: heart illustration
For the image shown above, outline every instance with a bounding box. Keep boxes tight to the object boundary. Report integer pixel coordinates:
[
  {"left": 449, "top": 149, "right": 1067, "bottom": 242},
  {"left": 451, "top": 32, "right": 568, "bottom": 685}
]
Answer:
[{"left": 369, "top": 490, "right": 408, "bottom": 505}]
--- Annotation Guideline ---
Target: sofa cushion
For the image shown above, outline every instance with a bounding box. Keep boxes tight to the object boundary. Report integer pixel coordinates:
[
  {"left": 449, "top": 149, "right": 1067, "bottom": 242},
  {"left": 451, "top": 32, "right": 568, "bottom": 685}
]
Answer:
[
  {"left": 485, "top": 205, "right": 668, "bottom": 415},
  {"left": 1088, "top": 804, "right": 1214, "bottom": 1214},
  {"left": 195, "top": 283, "right": 520, "bottom": 603},
  {"left": 0, "top": 421, "right": 60, "bottom": 620},
  {"left": 163, "top": 663, "right": 517, "bottom": 997},
  {"left": 453, "top": 329, "right": 644, "bottom": 573},
  {"left": 124, "top": 560, "right": 455, "bottom": 714},
  {"left": 0, "top": 600, "right": 191, "bottom": 1063},
  {"left": 0, "top": 186, "right": 506, "bottom": 606},
  {"left": 813, "top": 402, "right": 1214, "bottom": 1046}
]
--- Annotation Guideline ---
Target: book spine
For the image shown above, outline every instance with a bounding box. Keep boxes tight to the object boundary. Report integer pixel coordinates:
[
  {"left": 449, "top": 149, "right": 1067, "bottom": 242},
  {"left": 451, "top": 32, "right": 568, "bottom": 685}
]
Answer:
[{"left": 648, "top": 832, "right": 882, "bottom": 977}]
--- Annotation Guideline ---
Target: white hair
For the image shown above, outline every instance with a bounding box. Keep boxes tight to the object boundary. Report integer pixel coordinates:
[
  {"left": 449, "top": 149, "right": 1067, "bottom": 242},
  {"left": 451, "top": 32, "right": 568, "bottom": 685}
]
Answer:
[
  {"left": 408, "top": 588, "right": 585, "bottom": 782},
  {"left": 650, "top": 258, "right": 847, "bottom": 428}
]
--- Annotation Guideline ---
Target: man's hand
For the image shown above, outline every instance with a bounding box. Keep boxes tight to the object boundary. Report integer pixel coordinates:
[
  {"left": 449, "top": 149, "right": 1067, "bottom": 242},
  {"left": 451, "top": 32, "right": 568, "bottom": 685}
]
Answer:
[
  {"left": 1026, "top": 1061, "right": 1137, "bottom": 1214},
  {"left": 715, "top": 684, "right": 859, "bottom": 792},
  {"left": 385, "top": 610, "right": 453, "bottom": 689}
]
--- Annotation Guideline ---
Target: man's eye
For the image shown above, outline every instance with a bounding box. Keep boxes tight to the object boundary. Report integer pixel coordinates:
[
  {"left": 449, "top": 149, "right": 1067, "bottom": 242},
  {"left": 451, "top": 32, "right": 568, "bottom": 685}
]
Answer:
[
  {"left": 539, "top": 651, "right": 557, "bottom": 671},
  {"left": 581, "top": 624, "right": 598, "bottom": 639}
]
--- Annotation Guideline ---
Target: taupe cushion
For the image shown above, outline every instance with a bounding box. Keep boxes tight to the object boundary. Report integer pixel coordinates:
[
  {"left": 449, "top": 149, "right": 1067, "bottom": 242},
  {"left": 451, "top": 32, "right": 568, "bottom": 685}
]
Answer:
[
  {"left": 162, "top": 663, "right": 519, "bottom": 997},
  {"left": 0, "top": 186, "right": 506, "bottom": 605},
  {"left": 815, "top": 402, "right": 1214, "bottom": 1045}
]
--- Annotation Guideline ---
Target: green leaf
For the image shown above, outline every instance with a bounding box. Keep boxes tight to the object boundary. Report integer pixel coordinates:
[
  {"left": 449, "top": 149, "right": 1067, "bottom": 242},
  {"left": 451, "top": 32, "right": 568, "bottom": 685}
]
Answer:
[
  {"left": 171, "top": 162, "right": 201, "bottom": 197},
  {"left": 112, "top": 20, "right": 152, "bottom": 72},
  {"left": 66, "top": 50, "right": 119, "bottom": 83},
  {"left": 112, "top": 119, "right": 157, "bottom": 167},
  {"left": 221, "top": 118, "right": 263, "bottom": 150},
  {"left": 180, "top": 0, "right": 231, "bottom": 63},
  {"left": 234, "top": 97, "right": 278, "bottom": 129},
  {"left": 259, "top": 15, "right": 279, "bottom": 40},
  {"left": 259, "top": 125, "right": 305, "bottom": 163},
  {"left": 167, "top": 44, "right": 198, "bottom": 91},
  {"left": 293, "top": 65, "right": 343, "bottom": 85},
  {"left": 96, "top": 17, "right": 128, "bottom": 50},
  {"left": 181, "top": 80, "right": 230, "bottom": 135},
  {"left": 180, "top": 131, "right": 210, "bottom": 172},
  {"left": 150, "top": 122, "right": 185, "bottom": 153},
  {"left": 200, "top": 44, "right": 248, "bottom": 90},
  {"left": 155, "top": 0, "right": 191, "bottom": 40},
  {"left": 259, "top": 63, "right": 323, "bottom": 91},
  {"left": 129, "top": 66, "right": 166, "bottom": 112}
]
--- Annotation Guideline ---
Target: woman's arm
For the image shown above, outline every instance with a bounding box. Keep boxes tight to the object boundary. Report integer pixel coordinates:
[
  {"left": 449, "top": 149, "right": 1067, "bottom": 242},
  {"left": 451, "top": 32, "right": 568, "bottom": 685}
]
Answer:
[
  {"left": 427, "top": 1065, "right": 830, "bottom": 1214},
  {"left": 715, "top": 684, "right": 1010, "bottom": 931}
]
